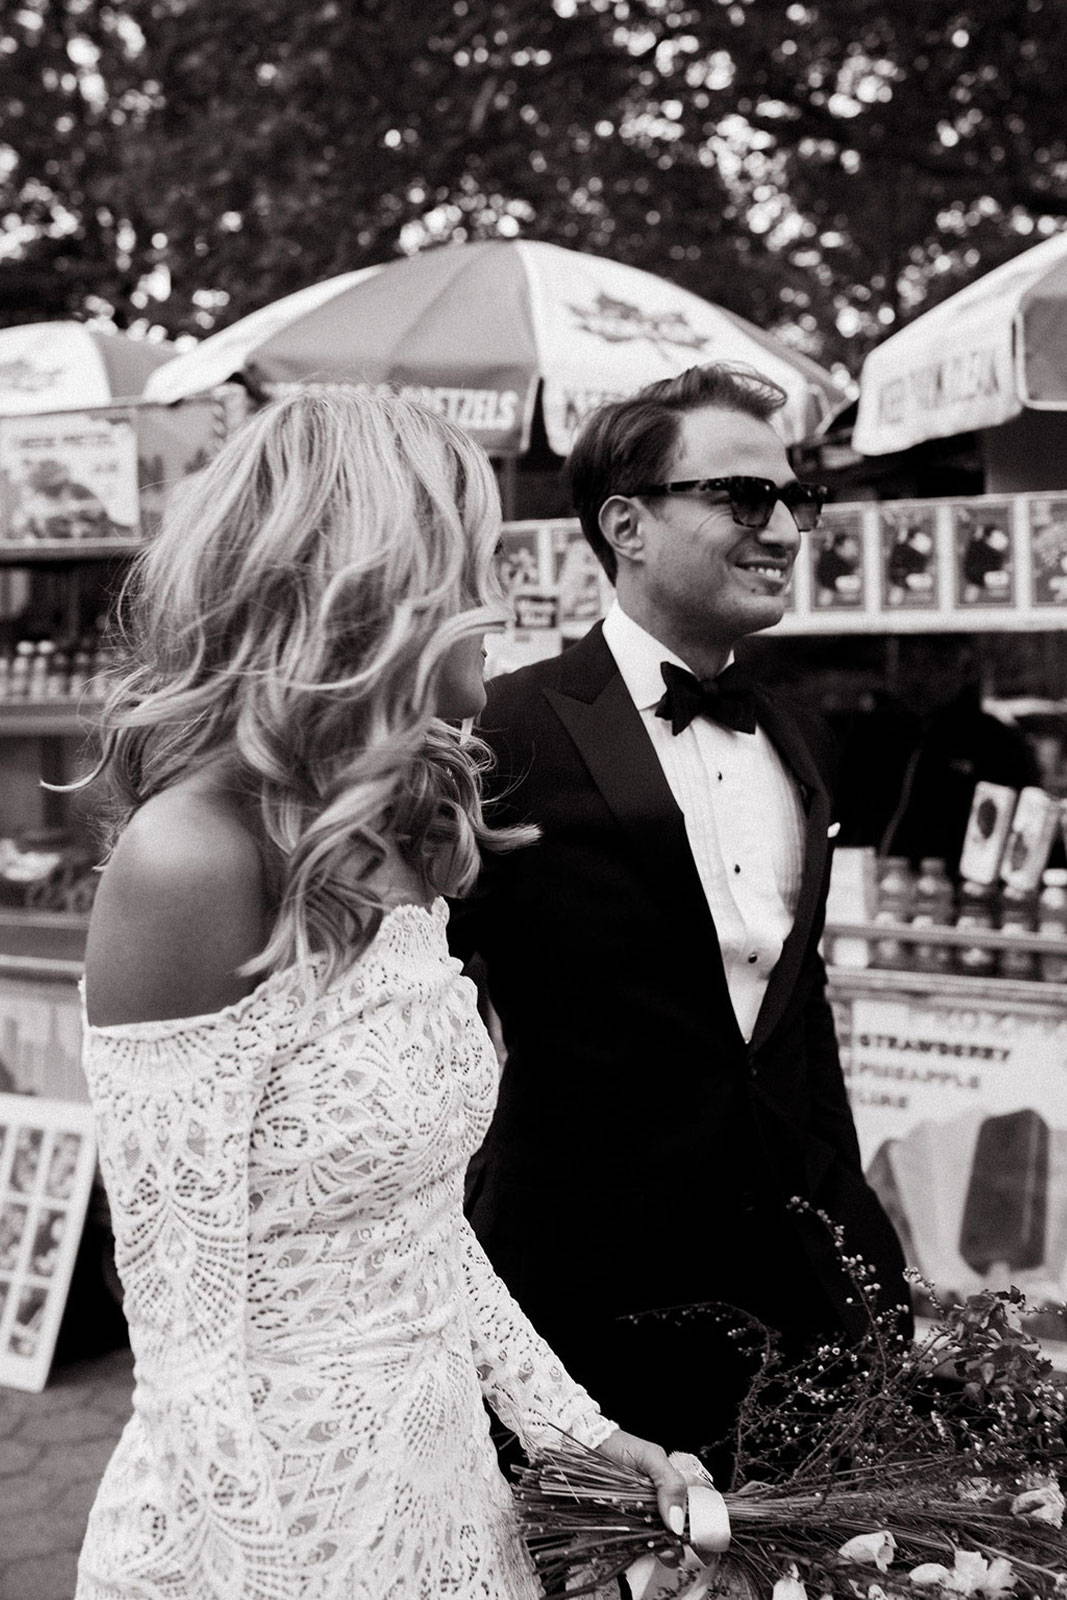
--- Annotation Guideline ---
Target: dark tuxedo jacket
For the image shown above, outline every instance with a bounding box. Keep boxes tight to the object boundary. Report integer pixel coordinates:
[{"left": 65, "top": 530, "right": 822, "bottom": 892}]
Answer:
[{"left": 451, "top": 623, "right": 909, "bottom": 1453}]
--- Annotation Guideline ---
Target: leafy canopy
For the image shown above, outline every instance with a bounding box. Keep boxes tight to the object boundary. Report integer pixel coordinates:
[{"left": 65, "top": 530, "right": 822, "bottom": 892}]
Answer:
[{"left": 1, "top": 0, "right": 1065, "bottom": 374}]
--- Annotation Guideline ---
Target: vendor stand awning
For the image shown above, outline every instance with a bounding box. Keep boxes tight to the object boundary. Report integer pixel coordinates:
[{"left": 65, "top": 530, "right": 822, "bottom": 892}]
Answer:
[
  {"left": 144, "top": 240, "right": 848, "bottom": 452},
  {"left": 854, "top": 231, "right": 1067, "bottom": 457}
]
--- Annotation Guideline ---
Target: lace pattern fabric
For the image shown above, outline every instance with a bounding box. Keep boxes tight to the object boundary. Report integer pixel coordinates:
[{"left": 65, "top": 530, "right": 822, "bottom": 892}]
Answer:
[{"left": 77, "top": 899, "right": 615, "bottom": 1599}]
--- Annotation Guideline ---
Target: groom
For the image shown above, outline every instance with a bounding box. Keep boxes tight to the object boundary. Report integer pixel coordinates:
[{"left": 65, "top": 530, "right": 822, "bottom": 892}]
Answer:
[{"left": 452, "top": 363, "right": 910, "bottom": 1472}]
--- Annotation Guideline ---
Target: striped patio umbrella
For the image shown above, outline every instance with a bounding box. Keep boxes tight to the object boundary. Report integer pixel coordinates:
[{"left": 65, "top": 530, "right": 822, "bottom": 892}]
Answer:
[
  {"left": 144, "top": 241, "right": 847, "bottom": 452},
  {"left": 0, "top": 322, "right": 177, "bottom": 413}
]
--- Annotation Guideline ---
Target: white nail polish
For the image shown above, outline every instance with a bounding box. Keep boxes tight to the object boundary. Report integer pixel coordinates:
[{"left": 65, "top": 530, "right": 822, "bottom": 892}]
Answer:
[{"left": 667, "top": 1504, "right": 686, "bottom": 1536}]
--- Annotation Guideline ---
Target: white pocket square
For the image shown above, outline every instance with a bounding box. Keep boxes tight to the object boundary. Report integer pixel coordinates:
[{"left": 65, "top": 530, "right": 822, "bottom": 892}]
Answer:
[{"left": 827, "top": 821, "right": 841, "bottom": 838}]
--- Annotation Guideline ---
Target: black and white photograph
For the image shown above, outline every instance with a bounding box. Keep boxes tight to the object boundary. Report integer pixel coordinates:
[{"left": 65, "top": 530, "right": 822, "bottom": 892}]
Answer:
[
  {"left": 811, "top": 509, "right": 866, "bottom": 611},
  {"left": 953, "top": 502, "right": 1016, "bottom": 608},
  {"left": 0, "top": 1201, "right": 28, "bottom": 1273},
  {"left": 879, "top": 505, "right": 939, "bottom": 610},
  {"left": 43, "top": 1131, "right": 83, "bottom": 1204},
  {"left": 1030, "top": 497, "right": 1067, "bottom": 608},
  {"left": 27, "top": 1208, "right": 67, "bottom": 1280},
  {"left": 495, "top": 526, "right": 542, "bottom": 600},
  {"left": 7, "top": 1126, "right": 44, "bottom": 1195},
  {"left": 9, "top": 1283, "right": 48, "bottom": 1360},
  {"left": 3, "top": 6, "right": 1067, "bottom": 1600}
]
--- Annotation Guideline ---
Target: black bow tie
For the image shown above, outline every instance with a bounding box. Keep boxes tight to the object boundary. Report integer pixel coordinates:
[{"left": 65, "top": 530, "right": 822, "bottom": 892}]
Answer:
[{"left": 655, "top": 661, "right": 759, "bottom": 736}]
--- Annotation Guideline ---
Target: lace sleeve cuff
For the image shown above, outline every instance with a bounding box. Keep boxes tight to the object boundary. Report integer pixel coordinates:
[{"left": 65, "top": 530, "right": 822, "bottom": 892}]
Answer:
[{"left": 458, "top": 1217, "right": 617, "bottom": 1455}]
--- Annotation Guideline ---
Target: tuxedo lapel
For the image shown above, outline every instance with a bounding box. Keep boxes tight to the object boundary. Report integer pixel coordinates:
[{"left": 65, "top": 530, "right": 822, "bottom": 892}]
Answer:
[
  {"left": 546, "top": 626, "right": 728, "bottom": 967},
  {"left": 748, "top": 689, "right": 833, "bottom": 1056},
  {"left": 539, "top": 628, "right": 828, "bottom": 1058}
]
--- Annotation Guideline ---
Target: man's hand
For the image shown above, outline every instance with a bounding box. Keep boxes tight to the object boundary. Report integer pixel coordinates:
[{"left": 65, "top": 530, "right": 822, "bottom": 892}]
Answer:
[{"left": 597, "top": 1428, "right": 689, "bottom": 1537}]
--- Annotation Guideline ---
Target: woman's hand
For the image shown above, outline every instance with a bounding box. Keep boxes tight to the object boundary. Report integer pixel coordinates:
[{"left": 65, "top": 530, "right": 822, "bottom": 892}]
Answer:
[{"left": 597, "top": 1428, "right": 689, "bottom": 1538}]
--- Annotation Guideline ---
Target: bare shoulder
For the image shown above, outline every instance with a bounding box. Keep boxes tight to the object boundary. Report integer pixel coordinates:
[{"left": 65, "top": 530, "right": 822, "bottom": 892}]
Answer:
[{"left": 85, "top": 784, "right": 272, "bottom": 1028}]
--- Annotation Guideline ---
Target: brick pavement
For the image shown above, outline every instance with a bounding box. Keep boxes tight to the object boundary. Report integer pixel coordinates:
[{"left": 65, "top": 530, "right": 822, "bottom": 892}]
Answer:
[{"left": 0, "top": 1347, "right": 134, "bottom": 1600}]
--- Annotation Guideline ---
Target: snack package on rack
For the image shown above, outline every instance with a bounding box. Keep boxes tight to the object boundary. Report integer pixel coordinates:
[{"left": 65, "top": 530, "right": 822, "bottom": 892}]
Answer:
[
  {"left": 958, "top": 781, "right": 1017, "bottom": 885},
  {"left": 1000, "top": 787, "right": 1062, "bottom": 892},
  {"left": 0, "top": 838, "right": 64, "bottom": 905},
  {"left": 825, "top": 847, "right": 876, "bottom": 967},
  {"left": 959, "top": 1109, "right": 1050, "bottom": 1276}
]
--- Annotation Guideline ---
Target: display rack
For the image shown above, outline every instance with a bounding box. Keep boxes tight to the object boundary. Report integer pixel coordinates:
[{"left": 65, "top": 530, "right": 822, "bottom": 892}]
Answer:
[
  {"left": 0, "top": 536, "right": 129, "bottom": 1102},
  {"left": 0, "top": 703, "right": 90, "bottom": 737},
  {"left": 0, "top": 394, "right": 238, "bottom": 1103},
  {"left": 0, "top": 540, "right": 144, "bottom": 565},
  {"left": 493, "top": 490, "right": 1067, "bottom": 675}
]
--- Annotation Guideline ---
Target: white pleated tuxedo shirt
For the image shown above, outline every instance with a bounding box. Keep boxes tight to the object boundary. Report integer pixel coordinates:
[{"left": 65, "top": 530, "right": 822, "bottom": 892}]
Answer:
[{"left": 602, "top": 601, "right": 805, "bottom": 1041}]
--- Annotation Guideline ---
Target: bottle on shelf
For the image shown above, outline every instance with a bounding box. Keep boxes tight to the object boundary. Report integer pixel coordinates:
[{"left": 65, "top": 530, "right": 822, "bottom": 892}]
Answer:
[
  {"left": 1037, "top": 868, "right": 1067, "bottom": 984},
  {"left": 871, "top": 856, "right": 915, "bottom": 969},
  {"left": 908, "top": 857, "right": 954, "bottom": 973},
  {"left": 44, "top": 648, "right": 70, "bottom": 700},
  {"left": 998, "top": 884, "right": 1038, "bottom": 981},
  {"left": 8, "top": 640, "right": 34, "bottom": 700},
  {"left": 66, "top": 644, "right": 95, "bottom": 699},
  {"left": 954, "top": 879, "right": 997, "bottom": 979},
  {"left": 27, "top": 639, "right": 54, "bottom": 701}
]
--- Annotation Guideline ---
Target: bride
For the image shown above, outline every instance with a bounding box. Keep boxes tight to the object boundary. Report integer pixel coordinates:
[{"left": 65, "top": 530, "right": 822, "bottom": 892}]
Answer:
[{"left": 76, "top": 386, "right": 686, "bottom": 1598}]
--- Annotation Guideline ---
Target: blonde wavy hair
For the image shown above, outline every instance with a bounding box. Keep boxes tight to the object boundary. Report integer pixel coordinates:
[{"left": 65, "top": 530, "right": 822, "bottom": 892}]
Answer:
[{"left": 85, "top": 384, "right": 531, "bottom": 980}]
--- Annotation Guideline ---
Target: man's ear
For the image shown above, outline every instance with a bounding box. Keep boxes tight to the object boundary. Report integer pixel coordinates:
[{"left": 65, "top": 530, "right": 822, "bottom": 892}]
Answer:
[{"left": 599, "top": 495, "right": 645, "bottom": 569}]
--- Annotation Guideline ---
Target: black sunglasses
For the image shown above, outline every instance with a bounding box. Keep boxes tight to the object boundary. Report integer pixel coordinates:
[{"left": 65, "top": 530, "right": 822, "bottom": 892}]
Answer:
[{"left": 630, "top": 475, "right": 827, "bottom": 532}]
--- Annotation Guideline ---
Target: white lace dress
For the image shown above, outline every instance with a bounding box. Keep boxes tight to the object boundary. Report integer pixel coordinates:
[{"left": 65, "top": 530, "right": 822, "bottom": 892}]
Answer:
[{"left": 76, "top": 899, "right": 615, "bottom": 1600}]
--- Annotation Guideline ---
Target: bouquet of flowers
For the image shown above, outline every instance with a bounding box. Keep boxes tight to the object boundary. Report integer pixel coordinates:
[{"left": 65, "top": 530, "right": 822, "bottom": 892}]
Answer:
[{"left": 512, "top": 1220, "right": 1067, "bottom": 1600}]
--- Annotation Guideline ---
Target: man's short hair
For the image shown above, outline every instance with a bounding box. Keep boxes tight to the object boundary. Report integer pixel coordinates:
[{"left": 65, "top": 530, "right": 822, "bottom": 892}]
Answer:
[{"left": 566, "top": 363, "right": 787, "bottom": 583}]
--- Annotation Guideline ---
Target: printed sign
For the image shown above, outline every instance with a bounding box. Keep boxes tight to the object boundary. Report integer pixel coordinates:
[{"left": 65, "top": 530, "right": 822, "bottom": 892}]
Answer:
[
  {"left": 952, "top": 501, "right": 1015, "bottom": 607},
  {"left": 496, "top": 528, "right": 544, "bottom": 600},
  {"left": 135, "top": 399, "right": 223, "bottom": 539},
  {"left": 511, "top": 592, "right": 560, "bottom": 632},
  {"left": 0, "top": 411, "right": 140, "bottom": 543},
  {"left": 1029, "top": 497, "right": 1067, "bottom": 608},
  {"left": 552, "top": 526, "right": 610, "bottom": 633},
  {"left": 0, "top": 1093, "right": 97, "bottom": 1391},
  {"left": 488, "top": 525, "right": 562, "bottom": 673},
  {"left": 861, "top": 341, "right": 1011, "bottom": 457},
  {"left": 810, "top": 508, "right": 865, "bottom": 610},
  {"left": 879, "top": 505, "right": 939, "bottom": 609},
  {"left": 566, "top": 293, "right": 711, "bottom": 357},
  {"left": 841, "top": 994, "right": 1067, "bottom": 1342},
  {"left": 388, "top": 384, "right": 524, "bottom": 454}
]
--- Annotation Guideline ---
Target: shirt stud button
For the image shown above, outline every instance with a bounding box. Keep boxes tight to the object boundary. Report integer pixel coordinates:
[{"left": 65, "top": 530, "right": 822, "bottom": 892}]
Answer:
[
  {"left": 748, "top": 953, "right": 758, "bottom": 964},
  {"left": 733, "top": 864, "right": 741, "bottom": 874}
]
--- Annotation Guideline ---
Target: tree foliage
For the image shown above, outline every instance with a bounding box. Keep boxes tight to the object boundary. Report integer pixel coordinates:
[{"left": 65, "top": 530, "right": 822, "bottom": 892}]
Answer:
[{"left": 1, "top": 0, "right": 1065, "bottom": 374}]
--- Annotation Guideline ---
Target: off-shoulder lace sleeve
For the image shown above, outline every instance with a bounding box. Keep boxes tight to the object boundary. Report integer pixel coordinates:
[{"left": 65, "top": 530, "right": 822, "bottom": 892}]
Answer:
[
  {"left": 459, "top": 1216, "right": 617, "bottom": 1455},
  {"left": 79, "top": 1005, "right": 299, "bottom": 1600}
]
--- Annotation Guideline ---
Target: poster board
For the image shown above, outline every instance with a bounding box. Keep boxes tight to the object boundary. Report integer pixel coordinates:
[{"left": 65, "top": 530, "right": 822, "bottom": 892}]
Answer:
[
  {"left": 808, "top": 506, "right": 866, "bottom": 612},
  {"left": 0, "top": 976, "right": 86, "bottom": 1102},
  {"left": 0, "top": 410, "right": 140, "bottom": 544},
  {"left": 0, "top": 395, "right": 234, "bottom": 548},
  {"left": 134, "top": 398, "right": 227, "bottom": 539},
  {"left": 836, "top": 989, "right": 1067, "bottom": 1349},
  {"left": 0, "top": 1093, "right": 96, "bottom": 1391}
]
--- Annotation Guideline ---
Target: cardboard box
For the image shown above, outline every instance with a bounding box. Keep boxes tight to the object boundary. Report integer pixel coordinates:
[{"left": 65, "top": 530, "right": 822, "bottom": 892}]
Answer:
[
  {"left": 1001, "top": 787, "right": 1062, "bottom": 892},
  {"left": 825, "top": 846, "right": 876, "bottom": 967},
  {"left": 959, "top": 782, "right": 1017, "bottom": 885}
]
